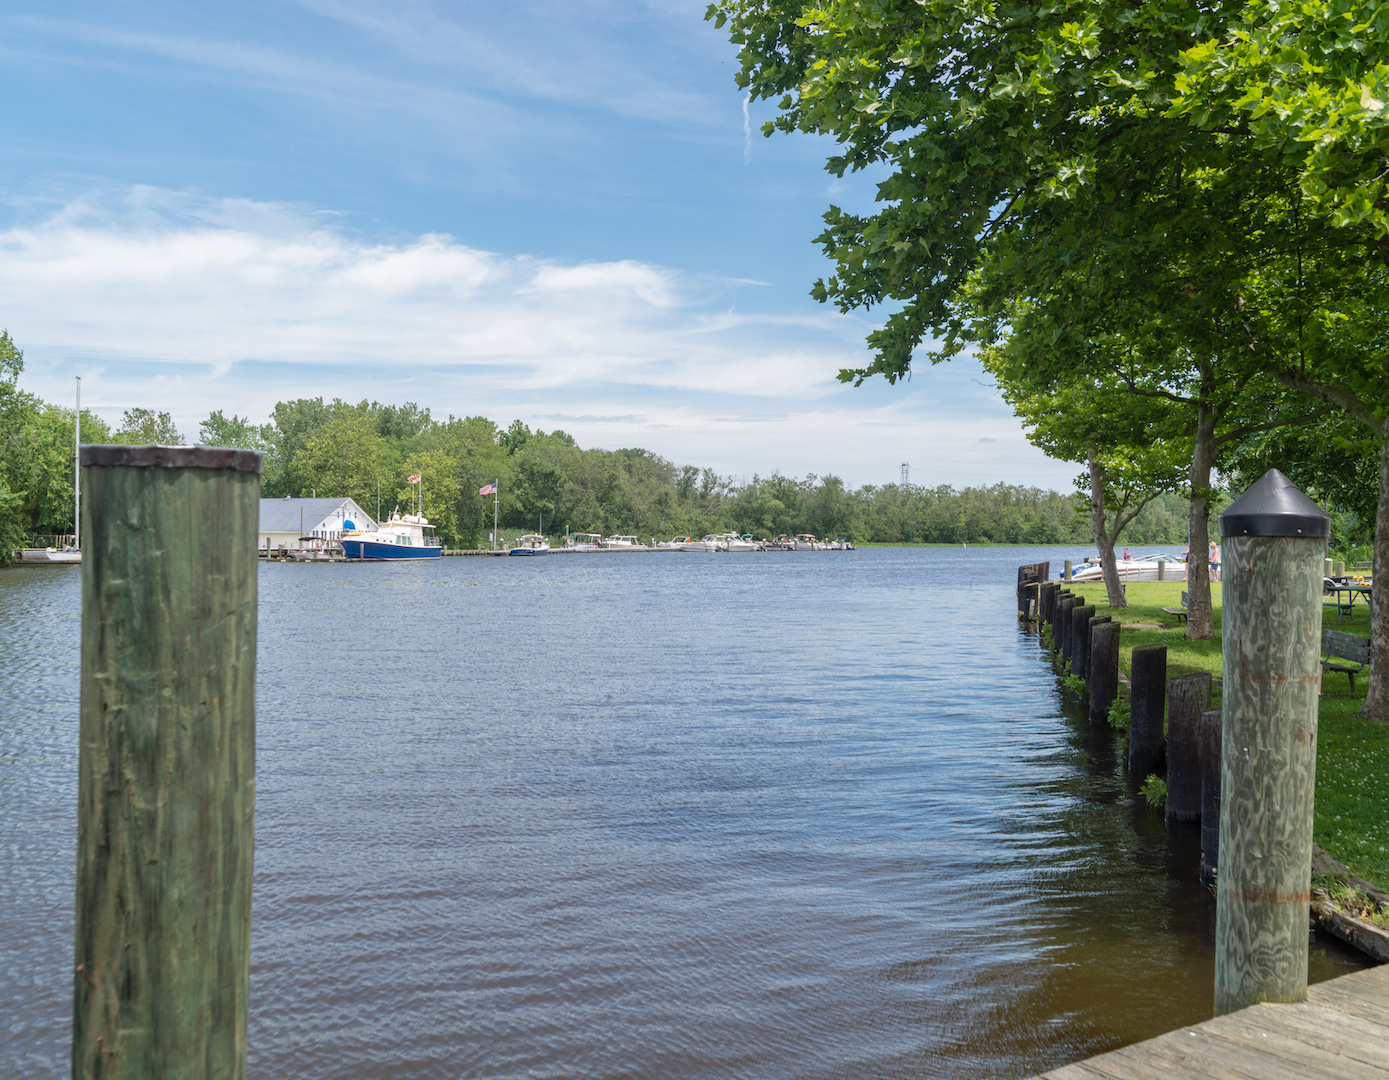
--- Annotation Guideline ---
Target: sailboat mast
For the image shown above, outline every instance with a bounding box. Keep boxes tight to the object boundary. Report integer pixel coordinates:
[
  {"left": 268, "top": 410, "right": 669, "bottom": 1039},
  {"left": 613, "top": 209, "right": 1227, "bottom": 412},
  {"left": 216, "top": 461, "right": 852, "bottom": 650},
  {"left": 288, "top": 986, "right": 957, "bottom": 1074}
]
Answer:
[{"left": 74, "top": 376, "right": 81, "bottom": 549}]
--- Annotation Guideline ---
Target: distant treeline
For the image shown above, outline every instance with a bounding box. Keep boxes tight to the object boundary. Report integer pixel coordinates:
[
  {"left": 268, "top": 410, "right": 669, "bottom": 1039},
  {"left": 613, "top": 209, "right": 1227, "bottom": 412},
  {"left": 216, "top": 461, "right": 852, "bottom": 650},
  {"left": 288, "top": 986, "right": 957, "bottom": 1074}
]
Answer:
[{"left": 1, "top": 376, "right": 1191, "bottom": 555}]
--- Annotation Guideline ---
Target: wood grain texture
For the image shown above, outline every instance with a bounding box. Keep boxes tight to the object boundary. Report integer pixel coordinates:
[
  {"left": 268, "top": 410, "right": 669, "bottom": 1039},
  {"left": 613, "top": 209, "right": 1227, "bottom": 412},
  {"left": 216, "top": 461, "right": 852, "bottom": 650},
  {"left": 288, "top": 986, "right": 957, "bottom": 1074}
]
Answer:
[
  {"left": 74, "top": 463, "right": 258, "bottom": 1079},
  {"left": 1070, "top": 605, "right": 1096, "bottom": 679},
  {"left": 1058, "top": 596, "right": 1078, "bottom": 662},
  {"left": 1128, "top": 644, "right": 1167, "bottom": 778},
  {"left": 1215, "top": 534, "right": 1323, "bottom": 1015},
  {"left": 1089, "top": 620, "right": 1120, "bottom": 723},
  {"left": 1165, "top": 673, "right": 1210, "bottom": 825},
  {"left": 1031, "top": 967, "right": 1389, "bottom": 1079}
]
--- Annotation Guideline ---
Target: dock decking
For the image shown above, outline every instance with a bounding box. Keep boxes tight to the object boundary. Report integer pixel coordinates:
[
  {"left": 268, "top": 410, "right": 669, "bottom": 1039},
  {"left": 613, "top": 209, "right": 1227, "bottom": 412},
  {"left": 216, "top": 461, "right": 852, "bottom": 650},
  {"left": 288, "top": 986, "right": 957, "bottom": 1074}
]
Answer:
[{"left": 1034, "top": 964, "right": 1389, "bottom": 1079}]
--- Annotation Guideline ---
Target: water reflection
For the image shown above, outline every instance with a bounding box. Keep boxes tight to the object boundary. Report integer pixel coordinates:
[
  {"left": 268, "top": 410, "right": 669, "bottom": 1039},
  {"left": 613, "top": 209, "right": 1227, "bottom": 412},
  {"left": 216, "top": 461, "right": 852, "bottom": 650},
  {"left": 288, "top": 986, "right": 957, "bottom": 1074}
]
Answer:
[{"left": 0, "top": 549, "right": 1367, "bottom": 1079}]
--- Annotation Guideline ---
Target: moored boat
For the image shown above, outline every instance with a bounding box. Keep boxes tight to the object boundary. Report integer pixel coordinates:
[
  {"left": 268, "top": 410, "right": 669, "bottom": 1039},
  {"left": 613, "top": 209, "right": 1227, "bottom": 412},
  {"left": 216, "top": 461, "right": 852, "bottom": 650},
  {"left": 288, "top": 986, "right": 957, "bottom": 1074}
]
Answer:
[
  {"left": 601, "top": 535, "right": 648, "bottom": 550},
  {"left": 656, "top": 535, "right": 695, "bottom": 550},
  {"left": 509, "top": 534, "right": 551, "bottom": 555},
  {"left": 340, "top": 510, "right": 442, "bottom": 560},
  {"left": 1068, "top": 554, "right": 1187, "bottom": 582},
  {"left": 563, "top": 532, "right": 603, "bottom": 551},
  {"left": 791, "top": 533, "right": 826, "bottom": 551}
]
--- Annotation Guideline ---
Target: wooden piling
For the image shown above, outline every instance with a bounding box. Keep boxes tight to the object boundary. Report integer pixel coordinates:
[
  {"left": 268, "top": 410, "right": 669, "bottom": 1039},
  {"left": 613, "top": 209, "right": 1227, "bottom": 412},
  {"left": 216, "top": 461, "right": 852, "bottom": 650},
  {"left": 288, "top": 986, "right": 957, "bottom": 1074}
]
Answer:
[
  {"left": 1201, "top": 707, "right": 1222, "bottom": 888},
  {"left": 1128, "top": 643, "right": 1167, "bottom": 778},
  {"left": 1165, "top": 672, "right": 1210, "bottom": 824},
  {"left": 1061, "top": 594, "right": 1083, "bottom": 660},
  {"left": 1069, "top": 605, "right": 1095, "bottom": 679},
  {"left": 1063, "top": 558, "right": 1072, "bottom": 582},
  {"left": 74, "top": 445, "right": 261, "bottom": 1078},
  {"left": 1089, "top": 620, "right": 1120, "bottom": 724},
  {"left": 1214, "top": 469, "right": 1328, "bottom": 1015}
]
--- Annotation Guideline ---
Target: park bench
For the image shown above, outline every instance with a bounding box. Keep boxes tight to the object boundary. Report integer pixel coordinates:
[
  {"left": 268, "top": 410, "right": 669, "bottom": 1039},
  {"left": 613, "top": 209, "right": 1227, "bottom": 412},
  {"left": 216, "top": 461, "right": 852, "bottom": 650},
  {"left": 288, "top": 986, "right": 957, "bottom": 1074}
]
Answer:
[
  {"left": 1322, "top": 628, "right": 1371, "bottom": 693},
  {"left": 1162, "top": 590, "right": 1188, "bottom": 625},
  {"left": 1354, "top": 562, "right": 1372, "bottom": 571}
]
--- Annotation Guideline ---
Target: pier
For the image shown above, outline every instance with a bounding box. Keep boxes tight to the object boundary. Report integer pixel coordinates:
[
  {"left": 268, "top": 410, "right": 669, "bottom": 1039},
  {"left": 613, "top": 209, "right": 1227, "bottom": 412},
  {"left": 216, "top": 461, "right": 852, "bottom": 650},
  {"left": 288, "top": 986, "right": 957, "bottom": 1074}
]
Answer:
[{"left": 1032, "top": 964, "right": 1389, "bottom": 1079}]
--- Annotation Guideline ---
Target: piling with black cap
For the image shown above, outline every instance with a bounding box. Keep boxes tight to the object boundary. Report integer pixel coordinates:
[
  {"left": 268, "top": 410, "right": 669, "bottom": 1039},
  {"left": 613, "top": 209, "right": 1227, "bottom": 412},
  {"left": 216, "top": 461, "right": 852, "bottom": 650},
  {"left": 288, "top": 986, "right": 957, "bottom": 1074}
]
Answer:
[
  {"left": 1214, "top": 468, "right": 1328, "bottom": 1015},
  {"left": 1128, "top": 643, "right": 1167, "bottom": 777},
  {"left": 74, "top": 445, "right": 261, "bottom": 1076}
]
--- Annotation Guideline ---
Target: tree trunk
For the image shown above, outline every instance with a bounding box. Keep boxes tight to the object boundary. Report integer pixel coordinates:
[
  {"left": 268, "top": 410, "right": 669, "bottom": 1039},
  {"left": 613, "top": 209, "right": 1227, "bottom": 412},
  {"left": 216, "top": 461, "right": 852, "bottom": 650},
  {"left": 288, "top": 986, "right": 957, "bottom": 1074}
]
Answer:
[
  {"left": 1359, "top": 436, "right": 1389, "bottom": 721},
  {"left": 1186, "top": 400, "right": 1216, "bottom": 640},
  {"left": 1090, "top": 455, "right": 1128, "bottom": 608}
]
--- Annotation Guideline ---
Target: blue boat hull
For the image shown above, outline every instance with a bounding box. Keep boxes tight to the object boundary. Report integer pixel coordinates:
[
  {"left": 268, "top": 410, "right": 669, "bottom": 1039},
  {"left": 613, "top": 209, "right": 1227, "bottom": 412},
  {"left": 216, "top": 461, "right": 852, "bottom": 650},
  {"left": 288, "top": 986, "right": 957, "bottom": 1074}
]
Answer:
[{"left": 341, "top": 539, "right": 441, "bottom": 561}]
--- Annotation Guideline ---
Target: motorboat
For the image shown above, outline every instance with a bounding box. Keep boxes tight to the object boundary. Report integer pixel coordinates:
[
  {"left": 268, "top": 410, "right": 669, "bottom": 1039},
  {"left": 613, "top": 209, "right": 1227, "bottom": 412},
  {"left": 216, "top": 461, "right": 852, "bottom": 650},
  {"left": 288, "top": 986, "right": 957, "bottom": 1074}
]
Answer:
[
  {"left": 602, "top": 535, "right": 649, "bottom": 550},
  {"left": 1068, "top": 554, "right": 1187, "bottom": 582},
  {"left": 681, "top": 534, "right": 724, "bottom": 552},
  {"left": 20, "top": 546, "right": 82, "bottom": 564},
  {"left": 656, "top": 535, "right": 696, "bottom": 550},
  {"left": 765, "top": 535, "right": 795, "bottom": 551},
  {"left": 564, "top": 532, "right": 603, "bottom": 551},
  {"left": 509, "top": 534, "right": 551, "bottom": 555},
  {"left": 827, "top": 537, "right": 856, "bottom": 550},
  {"left": 340, "top": 510, "right": 443, "bottom": 560},
  {"left": 718, "top": 532, "right": 760, "bottom": 552},
  {"left": 791, "top": 533, "right": 826, "bottom": 551}
]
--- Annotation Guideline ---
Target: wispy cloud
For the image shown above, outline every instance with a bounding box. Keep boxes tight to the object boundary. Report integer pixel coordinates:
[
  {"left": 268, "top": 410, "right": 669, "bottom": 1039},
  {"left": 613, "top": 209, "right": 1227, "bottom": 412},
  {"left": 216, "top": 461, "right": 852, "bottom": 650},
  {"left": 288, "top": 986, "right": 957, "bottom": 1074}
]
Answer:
[{"left": 1, "top": 188, "right": 1071, "bottom": 488}]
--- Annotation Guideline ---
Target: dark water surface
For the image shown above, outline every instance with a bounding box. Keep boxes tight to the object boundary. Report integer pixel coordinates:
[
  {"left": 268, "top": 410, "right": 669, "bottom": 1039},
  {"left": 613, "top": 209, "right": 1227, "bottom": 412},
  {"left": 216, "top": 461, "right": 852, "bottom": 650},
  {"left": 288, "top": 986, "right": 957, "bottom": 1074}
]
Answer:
[{"left": 2, "top": 546, "right": 1368, "bottom": 1078}]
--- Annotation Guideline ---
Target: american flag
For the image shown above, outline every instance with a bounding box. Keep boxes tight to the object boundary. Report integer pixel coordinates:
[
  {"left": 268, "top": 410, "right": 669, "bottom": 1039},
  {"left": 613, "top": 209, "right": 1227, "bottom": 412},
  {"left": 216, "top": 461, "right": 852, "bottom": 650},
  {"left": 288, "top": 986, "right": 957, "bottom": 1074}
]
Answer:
[
  {"left": 479, "top": 481, "right": 498, "bottom": 496},
  {"left": 407, "top": 474, "right": 421, "bottom": 484}
]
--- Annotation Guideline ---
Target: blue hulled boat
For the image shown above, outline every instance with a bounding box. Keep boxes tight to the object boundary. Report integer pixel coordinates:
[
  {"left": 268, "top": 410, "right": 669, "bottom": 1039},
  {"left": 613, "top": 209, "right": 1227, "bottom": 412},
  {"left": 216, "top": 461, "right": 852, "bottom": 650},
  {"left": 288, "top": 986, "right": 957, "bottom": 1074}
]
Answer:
[{"left": 340, "top": 510, "right": 442, "bottom": 560}]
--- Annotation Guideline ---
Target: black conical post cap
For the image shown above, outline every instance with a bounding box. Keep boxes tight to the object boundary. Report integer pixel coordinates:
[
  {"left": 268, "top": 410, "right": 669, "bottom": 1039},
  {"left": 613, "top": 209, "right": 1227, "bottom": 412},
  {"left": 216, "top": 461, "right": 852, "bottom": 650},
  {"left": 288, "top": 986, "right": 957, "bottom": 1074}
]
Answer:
[{"left": 1218, "top": 468, "right": 1330, "bottom": 538}]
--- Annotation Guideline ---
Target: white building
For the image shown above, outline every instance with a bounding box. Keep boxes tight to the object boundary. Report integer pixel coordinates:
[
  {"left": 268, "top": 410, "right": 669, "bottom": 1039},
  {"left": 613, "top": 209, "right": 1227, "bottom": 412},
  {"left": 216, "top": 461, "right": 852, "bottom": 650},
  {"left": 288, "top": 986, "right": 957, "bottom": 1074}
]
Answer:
[{"left": 259, "top": 497, "right": 376, "bottom": 553}]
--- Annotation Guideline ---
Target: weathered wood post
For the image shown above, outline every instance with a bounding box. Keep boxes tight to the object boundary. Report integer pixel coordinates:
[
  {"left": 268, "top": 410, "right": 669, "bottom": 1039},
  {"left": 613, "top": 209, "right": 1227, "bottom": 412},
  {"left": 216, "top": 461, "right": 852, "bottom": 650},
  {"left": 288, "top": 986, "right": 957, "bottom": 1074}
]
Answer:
[
  {"left": 1089, "top": 620, "right": 1120, "bottom": 724},
  {"left": 1058, "top": 596, "right": 1078, "bottom": 663},
  {"left": 1214, "top": 468, "right": 1328, "bottom": 1014},
  {"left": 74, "top": 445, "right": 261, "bottom": 1078},
  {"left": 1040, "top": 582, "right": 1057, "bottom": 622},
  {"left": 1063, "top": 559, "right": 1072, "bottom": 582},
  {"left": 1165, "top": 672, "right": 1210, "bottom": 824},
  {"left": 1069, "top": 605, "right": 1096, "bottom": 679},
  {"left": 1157, "top": 559, "right": 1166, "bottom": 582},
  {"left": 1333, "top": 559, "right": 1345, "bottom": 579},
  {"left": 1201, "top": 708, "right": 1222, "bottom": 888},
  {"left": 1128, "top": 643, "right": 1167, "bottom": 777}
]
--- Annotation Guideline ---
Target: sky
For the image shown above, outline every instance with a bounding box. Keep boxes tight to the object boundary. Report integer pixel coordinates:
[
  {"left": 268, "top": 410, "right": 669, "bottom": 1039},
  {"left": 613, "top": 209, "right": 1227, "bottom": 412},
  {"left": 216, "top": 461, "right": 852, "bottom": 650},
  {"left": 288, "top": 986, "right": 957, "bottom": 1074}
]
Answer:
[{"left": 0, "top": 1, "right": 1079, "bottom": 490}]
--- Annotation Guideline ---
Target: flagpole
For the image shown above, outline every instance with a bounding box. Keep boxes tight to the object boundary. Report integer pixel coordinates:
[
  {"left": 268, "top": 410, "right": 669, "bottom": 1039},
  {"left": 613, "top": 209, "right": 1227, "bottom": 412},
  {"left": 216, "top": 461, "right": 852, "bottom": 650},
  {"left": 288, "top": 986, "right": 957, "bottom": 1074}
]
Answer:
[{"left": 493, "top": 481, "right": 499, "bottom": 551}]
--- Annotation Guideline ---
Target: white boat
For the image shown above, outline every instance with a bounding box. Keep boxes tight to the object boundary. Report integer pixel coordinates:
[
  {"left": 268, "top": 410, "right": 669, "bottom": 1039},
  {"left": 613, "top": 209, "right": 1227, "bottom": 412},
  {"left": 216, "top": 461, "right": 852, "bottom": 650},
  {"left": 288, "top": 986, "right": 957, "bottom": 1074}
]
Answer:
[
  {"left": 717, "top": 532, "right": 760, "bottom": 552},
  {"left": 1068, "top": 554, "right": 1187, "bottom": 582},
  {"left": 509, "top": 533, "right": 551, "bottom": 555},
  {"left": 601, "top": 535, "right": 648, "bottom": 550},
  {"left": 20, "top": 546, "right": 82, "bottom": 564},
  {"left": 827, "top": 537, "right": 856, "bottom": 550},
  {"left": 340, "top": 510, "right": 442, "bottom": 560},
  {"left": 680, "top": 534, "right": 725, "bottom": 552},
  {"left": 563, "top": 532, "right": 603, "bottom": 551},
  {"left": 656, "top": 535, "right": 696, "bottom": 550},
  {"left": 791, "top": 533, "right": 826, "bottom": 551}
]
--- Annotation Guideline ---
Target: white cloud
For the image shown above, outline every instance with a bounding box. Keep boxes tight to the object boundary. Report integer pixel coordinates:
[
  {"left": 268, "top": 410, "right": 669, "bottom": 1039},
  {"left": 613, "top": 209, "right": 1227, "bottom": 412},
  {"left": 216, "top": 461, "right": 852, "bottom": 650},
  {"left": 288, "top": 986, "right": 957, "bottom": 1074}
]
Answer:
[{"left": 1, "top": 189, "right": 1076, "bottom": 489}]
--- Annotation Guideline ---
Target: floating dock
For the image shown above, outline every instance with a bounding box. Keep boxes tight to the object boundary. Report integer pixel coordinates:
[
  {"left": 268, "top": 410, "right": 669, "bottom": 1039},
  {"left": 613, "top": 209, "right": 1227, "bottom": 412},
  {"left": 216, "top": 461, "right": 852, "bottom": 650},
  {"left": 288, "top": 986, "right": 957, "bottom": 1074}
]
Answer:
[{"left": 1032, "top": 964, "right": 1389, "bottom": 1079}]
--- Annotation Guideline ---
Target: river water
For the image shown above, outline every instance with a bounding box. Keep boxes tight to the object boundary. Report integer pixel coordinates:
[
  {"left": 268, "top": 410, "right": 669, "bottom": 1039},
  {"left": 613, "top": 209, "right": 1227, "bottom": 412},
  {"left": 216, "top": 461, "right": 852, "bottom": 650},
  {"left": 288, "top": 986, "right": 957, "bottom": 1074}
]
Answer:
[{"left": 1, "top": 546, "right": 1368, "bottom": 1078}]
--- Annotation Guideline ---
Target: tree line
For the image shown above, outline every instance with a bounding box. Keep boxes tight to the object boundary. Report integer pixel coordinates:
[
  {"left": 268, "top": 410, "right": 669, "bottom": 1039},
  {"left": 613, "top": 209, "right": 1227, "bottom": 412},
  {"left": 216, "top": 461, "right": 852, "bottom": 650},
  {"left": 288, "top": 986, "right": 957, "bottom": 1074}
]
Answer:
[
  {"left": 712, "top": 0, "right": 1389, "bottom": 718},
  {"left": 1, "top": 341, "right": 1193, "bottom": 558}
]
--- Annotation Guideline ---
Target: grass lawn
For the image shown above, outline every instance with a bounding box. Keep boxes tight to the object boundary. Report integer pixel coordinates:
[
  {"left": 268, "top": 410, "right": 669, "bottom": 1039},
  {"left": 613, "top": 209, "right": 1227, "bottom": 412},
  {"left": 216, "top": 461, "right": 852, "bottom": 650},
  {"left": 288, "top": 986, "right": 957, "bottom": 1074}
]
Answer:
[{"left": 1061, "top": 580, "right": 1389, "bottom": 889}]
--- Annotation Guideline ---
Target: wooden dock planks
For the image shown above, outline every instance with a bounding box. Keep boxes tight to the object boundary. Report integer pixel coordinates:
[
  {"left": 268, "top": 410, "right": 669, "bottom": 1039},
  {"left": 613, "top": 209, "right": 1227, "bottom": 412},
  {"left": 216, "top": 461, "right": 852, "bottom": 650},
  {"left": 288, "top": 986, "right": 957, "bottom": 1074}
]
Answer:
[{"left": 1032, "top": 965, "right": 1389, "bottom": 1079}]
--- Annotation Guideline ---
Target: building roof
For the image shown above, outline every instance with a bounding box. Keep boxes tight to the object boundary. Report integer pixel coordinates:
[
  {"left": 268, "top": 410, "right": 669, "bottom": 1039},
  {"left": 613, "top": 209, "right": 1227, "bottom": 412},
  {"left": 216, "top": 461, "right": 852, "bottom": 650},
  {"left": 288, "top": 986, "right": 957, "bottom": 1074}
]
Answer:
[{"left": 258, "top": 497, "right": 374, "bottom": 534}]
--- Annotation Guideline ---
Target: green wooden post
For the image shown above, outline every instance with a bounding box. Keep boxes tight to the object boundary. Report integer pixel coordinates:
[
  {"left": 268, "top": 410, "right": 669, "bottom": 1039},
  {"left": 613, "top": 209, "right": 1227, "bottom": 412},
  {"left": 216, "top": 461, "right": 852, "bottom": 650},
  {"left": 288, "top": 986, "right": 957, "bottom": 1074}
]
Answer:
[
  {"left": 1214, "top": 468, "right": 1328, "bottom": 1016},
  {"left": 74, "top": 446, "right": 261, "bottom": 1078}
]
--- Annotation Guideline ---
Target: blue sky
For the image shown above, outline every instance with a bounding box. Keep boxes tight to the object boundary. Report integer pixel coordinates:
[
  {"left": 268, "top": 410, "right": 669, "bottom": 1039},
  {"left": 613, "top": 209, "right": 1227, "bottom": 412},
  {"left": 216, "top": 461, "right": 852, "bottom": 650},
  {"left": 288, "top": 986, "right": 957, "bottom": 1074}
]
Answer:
[{"left": 0, "top": 1, "right": 1077, "bottom": 490}]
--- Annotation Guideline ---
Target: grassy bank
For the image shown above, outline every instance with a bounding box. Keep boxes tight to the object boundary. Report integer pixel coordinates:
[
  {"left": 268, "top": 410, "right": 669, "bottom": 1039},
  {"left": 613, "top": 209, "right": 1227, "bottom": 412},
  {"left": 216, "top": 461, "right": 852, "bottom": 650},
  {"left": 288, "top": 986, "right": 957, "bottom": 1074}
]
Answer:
[{"left": 1061, "top": 580, "right": 1389, "bottom": 888}]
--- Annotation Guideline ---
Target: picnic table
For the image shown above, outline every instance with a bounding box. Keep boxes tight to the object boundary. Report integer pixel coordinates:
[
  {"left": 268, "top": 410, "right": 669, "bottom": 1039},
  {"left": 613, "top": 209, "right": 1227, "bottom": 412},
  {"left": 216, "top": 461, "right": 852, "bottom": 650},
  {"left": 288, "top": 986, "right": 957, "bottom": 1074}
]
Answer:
[{"left": 1324, "top": 582, "right": 1370, "bottom": 623}]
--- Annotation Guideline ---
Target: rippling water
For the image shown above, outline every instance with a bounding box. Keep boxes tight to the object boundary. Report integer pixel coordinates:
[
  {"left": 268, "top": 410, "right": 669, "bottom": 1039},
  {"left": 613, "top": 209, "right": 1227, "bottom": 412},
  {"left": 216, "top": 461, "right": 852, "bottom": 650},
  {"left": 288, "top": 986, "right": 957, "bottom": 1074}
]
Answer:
[{"left": 1, "top": 547, "right": 1368, "bottom": 1078}]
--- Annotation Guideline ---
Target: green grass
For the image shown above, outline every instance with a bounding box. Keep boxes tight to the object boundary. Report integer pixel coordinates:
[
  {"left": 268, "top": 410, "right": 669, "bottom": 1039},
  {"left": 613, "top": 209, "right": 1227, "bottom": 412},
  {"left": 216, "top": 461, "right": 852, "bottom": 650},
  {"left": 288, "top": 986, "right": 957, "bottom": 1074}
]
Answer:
[{"left": 1060, "top": 580, "right": 1389, "bottom": 888}]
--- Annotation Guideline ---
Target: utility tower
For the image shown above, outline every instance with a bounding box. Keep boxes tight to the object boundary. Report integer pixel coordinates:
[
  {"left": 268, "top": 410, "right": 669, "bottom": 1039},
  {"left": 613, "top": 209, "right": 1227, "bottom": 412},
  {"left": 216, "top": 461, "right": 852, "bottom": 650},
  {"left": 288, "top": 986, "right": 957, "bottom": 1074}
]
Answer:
[{"left": 900, "top": 462, "right": 910, "bottom": 487}]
